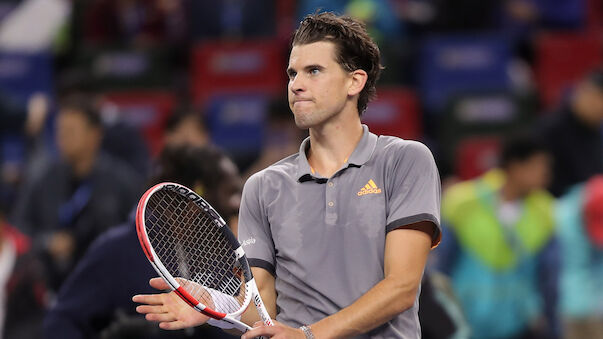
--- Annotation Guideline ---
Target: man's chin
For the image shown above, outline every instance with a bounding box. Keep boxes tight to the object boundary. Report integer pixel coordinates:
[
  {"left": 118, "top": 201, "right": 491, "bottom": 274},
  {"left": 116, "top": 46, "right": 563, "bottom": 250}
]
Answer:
[
  {"left": 293, "top": 115, "right": 313, "bottom": 129},
  {"left": 294, "top": 120, "right": 314, "bottom": 130}
]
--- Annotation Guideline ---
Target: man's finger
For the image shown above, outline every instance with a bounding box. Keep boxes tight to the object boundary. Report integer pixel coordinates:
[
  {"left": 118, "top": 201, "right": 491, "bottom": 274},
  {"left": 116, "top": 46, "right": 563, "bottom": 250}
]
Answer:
[
  {"left": 146, "top": 312, "right": 177, "bottom": 323},
  {"left": 135, "top": 304, "right": 165, "bottom": 315},
  {"left": 149, "top": 277, "right": 170, "bottom": 290},
  {"left": 242, "top": 324, "right": 274, "bottom": 339},
  {"left": 159, "top": 320, "right": 188, "bottom": 331},
  {"left": 132, "top": 294, "right": 165, "bottom": 305}
]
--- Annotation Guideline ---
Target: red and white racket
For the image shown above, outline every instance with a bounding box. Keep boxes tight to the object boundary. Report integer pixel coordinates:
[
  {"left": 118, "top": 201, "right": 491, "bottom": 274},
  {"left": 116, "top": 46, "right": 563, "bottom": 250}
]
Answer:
[{"left": 135, "top": 182, "right": 274, "bottom": 333}]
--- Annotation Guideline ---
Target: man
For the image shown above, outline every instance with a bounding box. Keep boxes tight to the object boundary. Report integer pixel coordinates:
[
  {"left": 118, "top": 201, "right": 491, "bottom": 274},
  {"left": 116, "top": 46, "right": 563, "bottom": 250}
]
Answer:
[
  {"left": 437, "top": 133, "right": 557, "bottom": 338},
  {"left": 43, "top": 145, "right": 243, "bottom": 339},
  {"left": 162, "top": 109, "right": 210, "bottom": 149},
  {"left": 11, "top": 94, "right": 142, "bottom": 291},
  {"left": 134, "top": 12, "right": 441, "bottom": 339},
  {"left": 537, "top": 68, "right": 603, "bottom": 197}
]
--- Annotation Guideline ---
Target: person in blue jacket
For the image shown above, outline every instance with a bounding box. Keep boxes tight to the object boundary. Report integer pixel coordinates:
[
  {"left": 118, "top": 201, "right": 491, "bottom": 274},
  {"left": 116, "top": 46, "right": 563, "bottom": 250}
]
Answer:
[
  {"left": 43, "top": 144, "right": 243, "bottom": 339},
  {"left": 557, "top": 175, "right": 603, "bottom": 339}
]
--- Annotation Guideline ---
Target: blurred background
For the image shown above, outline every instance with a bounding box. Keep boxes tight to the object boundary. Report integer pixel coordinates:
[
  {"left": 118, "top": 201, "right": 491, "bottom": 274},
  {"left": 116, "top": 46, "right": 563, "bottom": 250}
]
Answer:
[{"left": 0, "top": 0, "right": 601, "bottom": 338}]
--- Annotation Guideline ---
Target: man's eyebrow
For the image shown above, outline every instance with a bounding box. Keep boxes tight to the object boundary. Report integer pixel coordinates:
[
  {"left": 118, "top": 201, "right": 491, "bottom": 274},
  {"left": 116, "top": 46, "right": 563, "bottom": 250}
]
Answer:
[{"left": 287, "top": 64, "right": 325, "bottom": 76}]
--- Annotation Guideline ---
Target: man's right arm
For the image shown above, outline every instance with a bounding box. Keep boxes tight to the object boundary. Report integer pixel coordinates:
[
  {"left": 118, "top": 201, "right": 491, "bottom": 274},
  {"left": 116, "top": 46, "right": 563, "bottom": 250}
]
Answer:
[{"left": 241, "top": 267, "right": 278, "bottom": 324}]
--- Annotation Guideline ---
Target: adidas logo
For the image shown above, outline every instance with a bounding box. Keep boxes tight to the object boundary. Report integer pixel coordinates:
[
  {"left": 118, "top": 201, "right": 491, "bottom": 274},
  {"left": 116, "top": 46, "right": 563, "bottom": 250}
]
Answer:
[{"left": 357, "top": 179, "right": 382, "bottom": 196}]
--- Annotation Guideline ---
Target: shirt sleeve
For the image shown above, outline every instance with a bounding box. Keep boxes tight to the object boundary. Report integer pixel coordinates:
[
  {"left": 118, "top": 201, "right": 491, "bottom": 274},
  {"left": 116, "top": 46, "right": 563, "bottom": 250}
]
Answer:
[
  {"left": 237, "top": 172, "right": 276, "bottom": 276},
  {"left": 385, "top": 141, "right": 442, "bottom": 247}
]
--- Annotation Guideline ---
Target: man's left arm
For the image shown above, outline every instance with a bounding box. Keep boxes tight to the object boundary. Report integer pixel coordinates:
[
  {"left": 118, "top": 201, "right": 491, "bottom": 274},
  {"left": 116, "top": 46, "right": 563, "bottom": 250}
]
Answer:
[{"left": 242, "top": 221, "right": 433, "bottom": 339}]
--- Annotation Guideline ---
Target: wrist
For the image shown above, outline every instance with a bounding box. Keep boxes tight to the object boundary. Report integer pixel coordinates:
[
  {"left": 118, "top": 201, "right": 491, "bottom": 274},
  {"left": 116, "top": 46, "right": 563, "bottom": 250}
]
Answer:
[{"left": 299, "top": 325, "right": 315, "bottom": 339}]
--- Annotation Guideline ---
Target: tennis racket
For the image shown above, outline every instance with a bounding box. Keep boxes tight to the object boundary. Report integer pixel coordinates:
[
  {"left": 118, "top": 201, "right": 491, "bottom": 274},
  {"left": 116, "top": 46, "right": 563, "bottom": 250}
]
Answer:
[{"left": 135, "top": 182, "right": 274, "bottom": 333}]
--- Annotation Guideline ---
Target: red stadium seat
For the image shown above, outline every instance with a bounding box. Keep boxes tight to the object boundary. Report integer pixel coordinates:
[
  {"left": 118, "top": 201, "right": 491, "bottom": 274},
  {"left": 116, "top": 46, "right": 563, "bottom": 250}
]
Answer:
[
  {"left": 99, "top": 91, "right": 175, "bottom": 155},
  {"left": 587, "top": 0, "right": 603, "bottom": 31},
  {"left": 535, "top": 32, "right": 602, "bottom": 111},
  {"left": 455, "top": 136, "right": 500, "bottom": 180},
  {"left": 190, "top": 40, "right": 286, "bottom": 105},
  {"left": 361, "top": 87, "right": 422, "bottom": 140}
]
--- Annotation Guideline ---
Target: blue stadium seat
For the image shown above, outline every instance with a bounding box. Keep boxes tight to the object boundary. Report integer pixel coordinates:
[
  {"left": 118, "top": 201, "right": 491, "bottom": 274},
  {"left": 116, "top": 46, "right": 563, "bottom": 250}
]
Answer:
[
  {"left": 419, "top": 34, "right": 512, "bottom": 115},
  {"left": 0, "top": 52, "right": 53, "bottom": 103},
  {"left": 536, "top": 0, "right": 587, "bottom": 29},
  {"left": 204, "top": 93, "right": 269, "bottom": 168}
]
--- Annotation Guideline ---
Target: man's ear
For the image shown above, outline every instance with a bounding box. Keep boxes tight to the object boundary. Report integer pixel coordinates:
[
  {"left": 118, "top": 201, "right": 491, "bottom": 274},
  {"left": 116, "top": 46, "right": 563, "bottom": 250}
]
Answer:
[{"left": 348, "top": 69, "right": 368, "bottom": 97}]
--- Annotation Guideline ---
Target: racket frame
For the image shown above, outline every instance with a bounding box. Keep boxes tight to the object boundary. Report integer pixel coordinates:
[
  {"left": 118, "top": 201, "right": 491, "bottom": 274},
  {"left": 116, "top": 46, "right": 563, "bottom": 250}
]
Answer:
[{"left": 136, "top": 182, "right": 273, "bottom": 332}]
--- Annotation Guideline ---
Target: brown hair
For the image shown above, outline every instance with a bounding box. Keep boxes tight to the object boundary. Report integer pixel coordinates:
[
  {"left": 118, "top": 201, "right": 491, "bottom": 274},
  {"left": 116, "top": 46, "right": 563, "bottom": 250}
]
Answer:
[{"left": 291, "top": 12, "right": 383, "bottom": 115}]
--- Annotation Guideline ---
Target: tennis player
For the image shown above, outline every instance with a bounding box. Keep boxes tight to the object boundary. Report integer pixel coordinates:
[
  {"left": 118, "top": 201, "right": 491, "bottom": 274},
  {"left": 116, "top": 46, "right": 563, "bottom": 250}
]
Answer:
[{"left": 134, "top": 12, "right": 441, "bottom": 339}]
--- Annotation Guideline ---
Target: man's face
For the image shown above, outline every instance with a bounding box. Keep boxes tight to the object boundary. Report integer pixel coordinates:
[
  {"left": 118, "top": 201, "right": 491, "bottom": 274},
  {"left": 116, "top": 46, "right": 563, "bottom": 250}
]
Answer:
[
  {"left": 164, "top": 115, "right": 208, "bottom": 148},
  {"left": 574, "top": 81, "right": 603, "bottom": 124},
  {"left": 508, "top": 152, "right": 551, "bottom": 193},
  {"left": 287, "top": 41, "right": 352, "bottom": 129},
  {"left": 213, "top": 158, "right": 243, "bottom": 222},
  {"left": 55, "top": 109, "right": 101, "bottom": 163}
]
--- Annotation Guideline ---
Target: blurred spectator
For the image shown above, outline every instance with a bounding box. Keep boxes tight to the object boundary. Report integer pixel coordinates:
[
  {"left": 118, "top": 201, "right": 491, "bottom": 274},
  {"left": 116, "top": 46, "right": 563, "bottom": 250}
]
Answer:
[
  {"left": 437, "top": 132, "right": 558, "bottom": 338},
  {"left": 537, "top": 68, "right": 603, "bottom": 197},
  {"left": 11, "top": 94, "right": 142, "bottom": 292},
  {"left": 297, "top": 0, "right": 403, "bottom": 44},
  {"left": 556, "top": 175, "right": 603, "bottom": 339},
  {"left": 162, "top": 108, "right": 209, "bottom": 149},
  {"left": 43, "top": 144, "right": 242, "bottom": 339},
  {"left": 0, "top": 199, "right": 48, "bottom": 339},
  {"left": 243, "top": 98, "right": 306, "bottom": 179},
  {"left": 0, "top": 92, "right": 51, "bottom": 214},
  {"left": 83, "top": 0, "right": 188, "bottom": 47},
  {"left": 99, "top": 103, "right": 151, "bottom": 177}
]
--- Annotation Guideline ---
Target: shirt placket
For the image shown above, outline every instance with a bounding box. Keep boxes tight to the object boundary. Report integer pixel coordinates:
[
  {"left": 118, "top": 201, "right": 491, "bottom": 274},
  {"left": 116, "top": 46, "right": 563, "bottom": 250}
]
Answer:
[{"left": 325, "top": 177, "right": 338, "bottom": 225}]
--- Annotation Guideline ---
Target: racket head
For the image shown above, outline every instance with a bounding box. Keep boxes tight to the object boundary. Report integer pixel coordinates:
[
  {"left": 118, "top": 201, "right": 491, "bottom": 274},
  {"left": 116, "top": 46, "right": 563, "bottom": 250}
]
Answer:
[{"left": 136, "top": 182, "right": 254, "bottom": 319}]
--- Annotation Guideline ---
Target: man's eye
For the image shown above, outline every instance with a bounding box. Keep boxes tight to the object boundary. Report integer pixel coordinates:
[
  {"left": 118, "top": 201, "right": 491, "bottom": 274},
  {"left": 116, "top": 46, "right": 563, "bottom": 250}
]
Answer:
[{"left": 310, "top": 68, "right": 320, "bottom": 75}]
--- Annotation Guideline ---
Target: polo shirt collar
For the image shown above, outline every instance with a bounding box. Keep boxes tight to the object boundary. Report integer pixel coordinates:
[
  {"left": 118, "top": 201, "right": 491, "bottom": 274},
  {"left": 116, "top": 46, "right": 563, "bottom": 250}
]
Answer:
[{"left": 297, "top": 124, "right": 378, "bottom": 182}]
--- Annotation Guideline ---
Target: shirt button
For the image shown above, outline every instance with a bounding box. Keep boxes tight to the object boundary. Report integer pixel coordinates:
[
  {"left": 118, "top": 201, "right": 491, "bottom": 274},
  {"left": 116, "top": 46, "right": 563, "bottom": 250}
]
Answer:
[
  {"left": 328, "top": 182, "right": 334, "bottom": 187},
  {"left": 328, "top": 201, "right": 334, "bottom": 207}
]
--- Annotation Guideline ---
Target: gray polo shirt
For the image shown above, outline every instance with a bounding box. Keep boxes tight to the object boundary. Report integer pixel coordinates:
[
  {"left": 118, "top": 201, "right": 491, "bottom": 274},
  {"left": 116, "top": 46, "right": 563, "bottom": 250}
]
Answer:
[{"left": 238, "top": 125, "right": 441, "bottom": 338}]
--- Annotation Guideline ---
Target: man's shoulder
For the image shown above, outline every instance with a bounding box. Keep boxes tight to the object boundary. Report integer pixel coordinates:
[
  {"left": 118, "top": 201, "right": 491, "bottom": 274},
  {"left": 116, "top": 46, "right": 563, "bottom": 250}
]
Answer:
[
  {"left": 376, "top": 135, "right": 432, "bottom": 155},
  {"left": 247, "top": 153, "right": 300, "bottom": 183},
  {"left": 373, "top": 136, "right": 436, "bottom": 167}
]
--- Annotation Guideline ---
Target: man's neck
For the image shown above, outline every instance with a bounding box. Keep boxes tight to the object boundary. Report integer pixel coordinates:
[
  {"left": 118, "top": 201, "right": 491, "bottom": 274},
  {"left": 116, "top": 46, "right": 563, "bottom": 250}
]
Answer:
[{"left": 306, "top": 112, "right": 363, "bottom": 178}]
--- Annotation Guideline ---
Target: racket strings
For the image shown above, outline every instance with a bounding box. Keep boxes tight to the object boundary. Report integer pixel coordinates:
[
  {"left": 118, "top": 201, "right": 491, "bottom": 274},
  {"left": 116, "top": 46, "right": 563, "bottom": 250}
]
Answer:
[{"left": 145, "top": 190, "right": 247, "bottom": 314}]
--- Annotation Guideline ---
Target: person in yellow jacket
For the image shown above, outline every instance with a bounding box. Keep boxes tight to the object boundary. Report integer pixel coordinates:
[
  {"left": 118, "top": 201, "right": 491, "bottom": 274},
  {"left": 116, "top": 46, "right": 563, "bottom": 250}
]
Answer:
[{"left": 436, "top": 132, "right": 559, "bottom": 338}]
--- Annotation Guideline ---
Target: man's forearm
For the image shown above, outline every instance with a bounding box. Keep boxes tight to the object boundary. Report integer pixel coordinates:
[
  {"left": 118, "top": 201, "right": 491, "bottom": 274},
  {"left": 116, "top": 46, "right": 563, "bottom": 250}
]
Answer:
[
  {"left": 308, "top": 227, "right": 433, "bottom": 339},
  {"left": 309, "top": 275, "right": 419, "bottom": 338}
]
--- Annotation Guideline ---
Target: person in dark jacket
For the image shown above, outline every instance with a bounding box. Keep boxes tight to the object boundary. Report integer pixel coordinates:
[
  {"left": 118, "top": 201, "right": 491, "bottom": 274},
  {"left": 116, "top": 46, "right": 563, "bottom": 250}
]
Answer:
[
  {"left": 43, "top": 144, "right": 242, "bottom": 339},
  {"left": 537, "top": 67, "right": 603, "bottom": 197},
  {"left": 11, "top": 94, "right": 143, "bottom": 292}
]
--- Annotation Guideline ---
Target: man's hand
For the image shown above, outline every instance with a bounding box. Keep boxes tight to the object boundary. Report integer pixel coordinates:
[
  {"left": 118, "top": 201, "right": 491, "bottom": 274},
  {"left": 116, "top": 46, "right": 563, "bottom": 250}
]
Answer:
[
  {"left": 132, "top": 277, "right": 211, "bottom": 330},
  {"left": 241, "top": 321, "right": 305, "bottom": 339}
]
